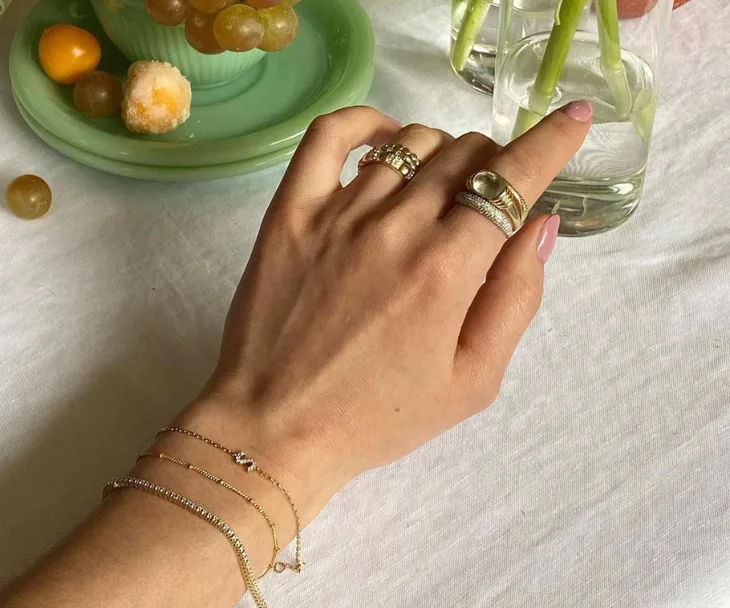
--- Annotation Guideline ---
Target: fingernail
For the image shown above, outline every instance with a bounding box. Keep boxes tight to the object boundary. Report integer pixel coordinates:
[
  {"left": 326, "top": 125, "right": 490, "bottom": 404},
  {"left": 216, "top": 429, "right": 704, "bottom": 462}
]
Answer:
[
  {"left": 559, "top": 100, "right": 593, "bottom": 123},
  {"left": 537, "top": 215, "right": 561, "bottom": 263}
]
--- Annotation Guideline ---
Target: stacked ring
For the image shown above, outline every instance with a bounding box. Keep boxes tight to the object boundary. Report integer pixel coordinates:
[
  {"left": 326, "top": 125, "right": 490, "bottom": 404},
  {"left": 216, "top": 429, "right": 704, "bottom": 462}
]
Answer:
[
  {"left": 455, "top": 192, "right": 515, "bottom": 237},
  {"left": 455, "top": 170, "right": 529, "bottom": 237},
  {"left": 358, "top": 144, "right": 421, "bottom": 181}
]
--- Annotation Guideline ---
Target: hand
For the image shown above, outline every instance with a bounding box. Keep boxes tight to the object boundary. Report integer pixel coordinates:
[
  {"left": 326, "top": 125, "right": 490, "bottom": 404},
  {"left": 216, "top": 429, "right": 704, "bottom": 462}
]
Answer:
[
  {"left": 0, "top": 104, "right": 591, "bottom": 608},
  {"left": 181, "top": 103, "right": 591, "bottom": 521}
]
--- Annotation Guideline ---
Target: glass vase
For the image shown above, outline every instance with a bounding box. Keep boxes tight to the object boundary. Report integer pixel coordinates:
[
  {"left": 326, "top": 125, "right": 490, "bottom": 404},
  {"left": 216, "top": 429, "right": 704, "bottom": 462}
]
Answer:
[
  {"left": 493, "top": 0, "right": 672, "bottom": 236},
  {"left": 450, "top": 0, "right": 501, "bottom": 95}
]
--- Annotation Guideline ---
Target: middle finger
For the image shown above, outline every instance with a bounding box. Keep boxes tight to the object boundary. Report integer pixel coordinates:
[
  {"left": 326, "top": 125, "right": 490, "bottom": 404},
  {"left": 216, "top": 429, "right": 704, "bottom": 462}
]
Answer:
[
  {"left": 344, "top": 123, "right": 454, "bottom": 218},
  {"left": 444, "top": 102, "right": 592, "bottom": 269}
]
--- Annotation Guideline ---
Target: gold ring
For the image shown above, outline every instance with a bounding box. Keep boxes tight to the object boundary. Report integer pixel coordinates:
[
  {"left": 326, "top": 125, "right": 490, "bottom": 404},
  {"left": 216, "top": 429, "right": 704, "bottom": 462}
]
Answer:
[
  {"left": 358, "top": 144, "right": 421, "bottom": 181},
  {"left": 466, "top": 170, "right": 529, "bottom": 232}
]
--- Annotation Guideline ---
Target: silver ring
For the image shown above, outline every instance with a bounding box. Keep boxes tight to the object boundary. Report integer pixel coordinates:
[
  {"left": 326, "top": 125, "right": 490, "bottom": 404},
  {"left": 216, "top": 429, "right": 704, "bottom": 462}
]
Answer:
[{"left": 455, "top": 192, "right": 514, "bottom": 237}]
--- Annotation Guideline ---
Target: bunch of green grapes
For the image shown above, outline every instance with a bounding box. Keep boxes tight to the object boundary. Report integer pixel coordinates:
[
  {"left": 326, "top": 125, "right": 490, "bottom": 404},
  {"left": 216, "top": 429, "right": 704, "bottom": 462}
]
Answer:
[{"left": 145, "top": 0, "right": 301, "bottom": 55}]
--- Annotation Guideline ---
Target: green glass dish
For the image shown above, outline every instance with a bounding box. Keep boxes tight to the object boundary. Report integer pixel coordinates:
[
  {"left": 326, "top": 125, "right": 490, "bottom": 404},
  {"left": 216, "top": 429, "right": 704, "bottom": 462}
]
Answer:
[
  {"left": 10, "top": 0, "right": 374, "bottom": 175},
  {"left": 89, "top": 0, "right": 267, "bottom": 89},
  {"left": 14, "top": 92, "right": 299, "bottom": 181}
]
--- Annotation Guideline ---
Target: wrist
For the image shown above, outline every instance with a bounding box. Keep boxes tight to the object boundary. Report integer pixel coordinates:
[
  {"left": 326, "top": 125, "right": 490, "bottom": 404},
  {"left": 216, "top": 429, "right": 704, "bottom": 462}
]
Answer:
[{"left": 170, "top": 395, "right": 349, "bottom": 529}]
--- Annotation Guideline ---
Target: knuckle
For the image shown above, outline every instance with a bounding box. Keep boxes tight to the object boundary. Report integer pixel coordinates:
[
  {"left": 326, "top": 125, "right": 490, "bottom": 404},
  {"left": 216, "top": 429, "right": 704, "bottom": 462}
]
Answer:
[
  {"left": 398, "top": 123, "right": 456, "bottom": 149},
  {"left": 506, "top": 272, "right": 544, "bottom": 317},
  {"left": 456, "top": 363, "right": 502, "bottom": 404},
  {"left": 412, "top": 241, "right": 463, "bottom": 291},
  {"left": 263, "top": 203, "right": 310, "bottom": 242},
  {"left": 459, "top": 131, "right": 493, "bottom": 147},
  {"left": 307, "top": 112, "right": 340, "bottom": 137},
  {"left": 433, "top": 128, "right": 455, "bottom": 145},
  {"left": 307, "top": 106, "right": 380, "bottom": 140},
  {"left": 400, "top": 123, "right": 433, "bottom": 140},
  {"left": 356, "top": 217, "right": 406, "bottom": 255}
]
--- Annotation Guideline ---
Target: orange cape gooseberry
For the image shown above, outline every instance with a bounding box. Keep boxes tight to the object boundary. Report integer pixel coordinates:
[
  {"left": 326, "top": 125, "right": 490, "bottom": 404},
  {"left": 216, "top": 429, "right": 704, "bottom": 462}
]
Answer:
[{"left": 38, "top": 24, "right": 102, "bottom": 85}]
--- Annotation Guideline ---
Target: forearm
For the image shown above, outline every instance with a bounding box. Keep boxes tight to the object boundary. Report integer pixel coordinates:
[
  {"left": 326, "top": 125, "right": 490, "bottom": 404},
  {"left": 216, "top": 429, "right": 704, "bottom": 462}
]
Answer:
[
  {"left": 0, "top": 399, "right": 341, "bottom": 608},
  {"left": 2, "top": 491, "right": 241, "bottom": 608}
]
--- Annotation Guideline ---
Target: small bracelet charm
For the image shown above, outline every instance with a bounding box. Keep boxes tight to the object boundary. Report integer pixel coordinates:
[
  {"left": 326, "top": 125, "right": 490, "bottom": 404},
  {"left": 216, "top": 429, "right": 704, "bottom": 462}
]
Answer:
[{"left": 159, "top": 426, "right": 305, "bottom": 574}]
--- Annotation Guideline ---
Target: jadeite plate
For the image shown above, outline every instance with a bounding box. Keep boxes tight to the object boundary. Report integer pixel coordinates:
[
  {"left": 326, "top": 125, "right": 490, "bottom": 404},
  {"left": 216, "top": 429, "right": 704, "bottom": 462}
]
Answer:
[
  {"left": 14, "top": 93, "right": 300, "bottom": 181},
  {"left": 9, "top": 0, "right": 374, "bottom": 179}
]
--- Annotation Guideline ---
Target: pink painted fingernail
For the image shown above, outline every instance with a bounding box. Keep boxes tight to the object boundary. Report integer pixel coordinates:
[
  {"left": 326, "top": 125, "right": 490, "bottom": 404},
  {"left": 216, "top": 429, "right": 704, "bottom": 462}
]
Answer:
[
  {"left": 537, "top": 215, "right": 561, "bottom": 263},
  {"left": 559, "top": 100, "right": 593, "bottom": 123}
]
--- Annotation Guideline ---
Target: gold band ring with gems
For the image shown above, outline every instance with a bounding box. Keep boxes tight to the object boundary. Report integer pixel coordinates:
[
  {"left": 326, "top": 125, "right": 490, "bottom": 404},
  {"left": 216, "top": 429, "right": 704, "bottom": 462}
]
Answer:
[
  {"left": 465, "top": 170, "right": 529, "bottom": 233},
  {"left": 358, "top": 144, "right": 421, "bottom": 182}
]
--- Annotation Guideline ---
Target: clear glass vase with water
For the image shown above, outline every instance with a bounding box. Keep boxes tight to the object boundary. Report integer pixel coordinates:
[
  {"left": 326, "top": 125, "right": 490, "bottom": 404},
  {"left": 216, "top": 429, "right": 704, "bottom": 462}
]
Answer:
[
  {"left": 493, "top": 0, "right": 672, "bottom": 235},
  {"left": 450, "top": 0, "right": 501, "bottom": 95}
]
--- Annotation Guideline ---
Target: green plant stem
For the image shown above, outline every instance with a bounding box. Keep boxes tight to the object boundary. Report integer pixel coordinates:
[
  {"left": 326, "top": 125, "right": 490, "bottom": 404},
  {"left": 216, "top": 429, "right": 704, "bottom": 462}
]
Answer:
[
  {"left": 630, "top": 87, "right": 656, "bottom": 144},
  {"left": 512, "top": 0, "right": 588, "bottom": 138},
  {"left": 596, "top": 0, "right": 632, "bottom": 117},
  {"left": 451, "top": 0, "right": 493, "bottom": 72}
]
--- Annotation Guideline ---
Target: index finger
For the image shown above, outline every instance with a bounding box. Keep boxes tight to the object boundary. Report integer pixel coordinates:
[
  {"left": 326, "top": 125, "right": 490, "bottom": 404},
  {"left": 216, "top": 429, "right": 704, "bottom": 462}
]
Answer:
[
  {"left": 443, "top": 101, "right": 592, "bottom": 261},
  {"left": 278, "top": 106, "right": 402, "bottom": 203}
]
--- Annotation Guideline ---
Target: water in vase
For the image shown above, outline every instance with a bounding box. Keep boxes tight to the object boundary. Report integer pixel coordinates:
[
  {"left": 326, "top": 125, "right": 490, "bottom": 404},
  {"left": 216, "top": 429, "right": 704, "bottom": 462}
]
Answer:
[
  {"left": 493, "top": 32, "right": 656, "bottom": 235},
  {"left": 451, "top": 0, "right": 501, "bottom": 95}
]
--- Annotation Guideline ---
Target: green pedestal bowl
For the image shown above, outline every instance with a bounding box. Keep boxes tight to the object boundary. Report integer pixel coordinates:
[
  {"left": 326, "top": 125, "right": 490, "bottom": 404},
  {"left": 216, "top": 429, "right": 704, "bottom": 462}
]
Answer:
[{"left": 89, "top": 0, "right": 266, "bottom": 88}]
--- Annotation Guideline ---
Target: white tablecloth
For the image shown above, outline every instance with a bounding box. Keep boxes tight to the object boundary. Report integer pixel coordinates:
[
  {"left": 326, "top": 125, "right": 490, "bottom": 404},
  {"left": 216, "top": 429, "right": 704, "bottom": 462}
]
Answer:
[{"left": 1, "top": 0, "right": 729, "bottom": 606}]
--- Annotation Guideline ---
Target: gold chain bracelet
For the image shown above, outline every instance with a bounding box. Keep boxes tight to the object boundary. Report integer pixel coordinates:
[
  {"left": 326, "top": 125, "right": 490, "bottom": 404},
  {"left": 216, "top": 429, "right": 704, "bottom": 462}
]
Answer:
[
  {"left": 137, "top": 451, "right": 281, "bottom": 578},
  {"left": 103, "top": 477, "right": 268, "bottom": 608},
  {"left": 158, "top": 426, "right": 304, "bottom": 573}
]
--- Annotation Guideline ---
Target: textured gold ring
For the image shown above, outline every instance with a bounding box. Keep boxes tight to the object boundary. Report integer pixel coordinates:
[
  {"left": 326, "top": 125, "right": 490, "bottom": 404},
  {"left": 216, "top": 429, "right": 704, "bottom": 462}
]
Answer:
[
  {"left": 358, "top": 144, "right": 421, "bottom": 181},
  {"left": 466, "top": 170, "right": 529, "bottom": 232}
]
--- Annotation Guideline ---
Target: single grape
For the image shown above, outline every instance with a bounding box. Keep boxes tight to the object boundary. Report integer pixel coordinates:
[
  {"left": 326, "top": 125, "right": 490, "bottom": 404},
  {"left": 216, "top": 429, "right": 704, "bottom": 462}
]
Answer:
[
  {"left": 145, "top": 0, "right": 192, "bottom": 26},
  {"left": 214, "top": 5, "right": 264, "bottom": 52},
  {"left": 258, "top": 4, "right": 299, "bottom": 52},
  {"left": 185, "top": 10, "right": 224, "bottom": 54},
  {"left": 245, "top": 0, "right": 282, "bottom": 8},
  {"left": 73, "top": 71, "right": 123, "bottom": 118},
  {"left": 5, "top": 175, "right": 52, "bottom": 220},
  {"left": 189, "top": 0, "right": 235, "bottom": 14}
]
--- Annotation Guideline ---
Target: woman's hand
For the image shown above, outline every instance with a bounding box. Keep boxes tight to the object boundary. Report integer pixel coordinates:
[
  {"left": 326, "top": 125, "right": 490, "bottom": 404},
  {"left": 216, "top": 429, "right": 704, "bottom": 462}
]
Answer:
[
  {"left": 181, "top": 103, "right": 591, "bottom": 522},
  {"left": 0, "top": 103, "right": 592, "bottom": 608}
]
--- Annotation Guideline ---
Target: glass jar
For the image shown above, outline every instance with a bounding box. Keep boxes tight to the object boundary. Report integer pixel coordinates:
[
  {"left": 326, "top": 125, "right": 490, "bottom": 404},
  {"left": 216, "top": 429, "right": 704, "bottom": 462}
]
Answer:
[
  {"left": 450, "top": 0, "right": 501, "bottom": 95},
  {"left": 493, "top": 0, "right": 673, "bottom": 236}
]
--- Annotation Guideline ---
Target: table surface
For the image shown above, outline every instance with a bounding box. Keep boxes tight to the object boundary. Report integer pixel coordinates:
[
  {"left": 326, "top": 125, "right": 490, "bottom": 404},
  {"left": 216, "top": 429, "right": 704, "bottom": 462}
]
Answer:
[{"left": 1, "top": 0, "right": 729, "bottom": 606}]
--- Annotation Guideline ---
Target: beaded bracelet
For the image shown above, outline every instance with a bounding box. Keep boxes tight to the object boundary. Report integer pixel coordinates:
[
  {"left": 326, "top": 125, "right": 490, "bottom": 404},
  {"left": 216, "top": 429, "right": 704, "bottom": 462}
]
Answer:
[
  {"left": 103, "top": 477, "right": 268, "bottom": 608},
  {"left": 137, "top": 451, "right": 281, "bottom": 578}
]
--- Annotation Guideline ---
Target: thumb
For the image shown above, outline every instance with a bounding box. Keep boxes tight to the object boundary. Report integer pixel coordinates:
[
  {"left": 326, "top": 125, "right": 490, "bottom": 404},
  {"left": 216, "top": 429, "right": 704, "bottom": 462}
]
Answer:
[{"left": 454, "top": 213, "right": 560, "bottom": 399}]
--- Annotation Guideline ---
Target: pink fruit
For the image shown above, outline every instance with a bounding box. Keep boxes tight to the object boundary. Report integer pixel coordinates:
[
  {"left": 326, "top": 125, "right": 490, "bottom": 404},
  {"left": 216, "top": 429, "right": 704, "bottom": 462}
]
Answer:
[
  {"left": 617, "top": 0, "right": 659, "bottom": 19},
  {"left": 617, "top": 0, "right": 690, "bottom": 18}
]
